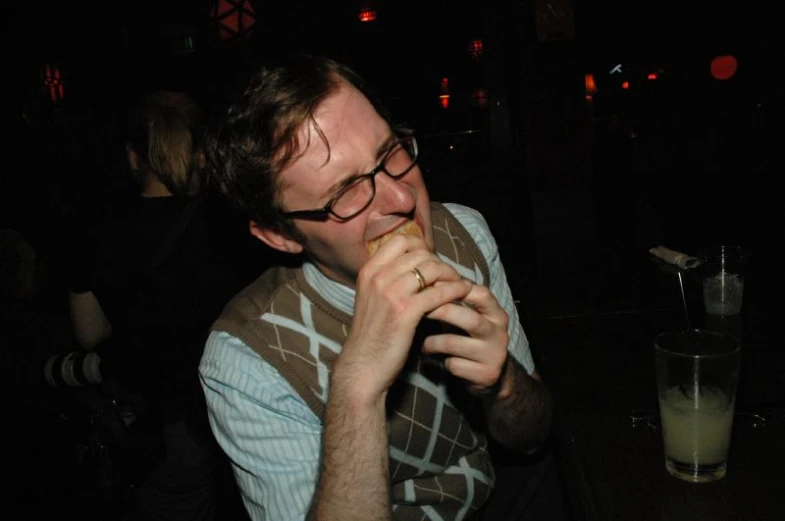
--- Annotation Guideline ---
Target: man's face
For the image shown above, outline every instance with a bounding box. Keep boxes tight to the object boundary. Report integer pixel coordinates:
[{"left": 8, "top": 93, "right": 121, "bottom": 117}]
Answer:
[{"left": 271, "top": 82, "right": 432, "bottom": 288}]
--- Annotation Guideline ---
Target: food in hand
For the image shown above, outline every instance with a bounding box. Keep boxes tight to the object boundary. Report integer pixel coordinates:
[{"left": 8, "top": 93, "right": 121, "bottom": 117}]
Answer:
[
  {"left": 366, "top": 220, "right": 423, "bottom": 256},
  {"left": 366, "top": 220, "right": 474, "bottom": 308}
]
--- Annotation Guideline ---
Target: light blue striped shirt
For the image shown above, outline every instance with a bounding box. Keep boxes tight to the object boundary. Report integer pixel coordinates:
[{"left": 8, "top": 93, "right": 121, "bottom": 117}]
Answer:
[{"left": 199, "top": 203, "right": 535, "bottom": 521}]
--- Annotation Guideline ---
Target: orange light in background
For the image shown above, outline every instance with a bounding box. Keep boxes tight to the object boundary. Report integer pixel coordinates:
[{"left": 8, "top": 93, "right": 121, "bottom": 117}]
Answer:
[
  {"left": 440, "top": 77, "right": 450, "bottom": 109},
  {"left": 622, "top": 81, "right": 629, "bottom": 89},
  {"left": 41, "top": 64, "right": 65, "bottom": 102},
  {"left": 710, "top": 55, "right": 738, "bottom": 80},
  {"left": 584, "top": 73, "right": 597, "bottom": 100},
  {"left": 468, "top": 39, "right": 484, "bottom": 60},
  {"left": 647, "top": 72, "right": 658, "bottom": 80},
  {"left": 358, "top": 7, "right": 376, "bottom": 22}
]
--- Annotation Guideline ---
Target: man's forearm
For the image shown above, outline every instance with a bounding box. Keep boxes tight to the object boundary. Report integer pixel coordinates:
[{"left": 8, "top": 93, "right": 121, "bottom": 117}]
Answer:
[
  {"left": 307, "top": 365, "right": 392, "bottom": 521},
  {"left": 483, "top": 358, "right": 553, "bottom": 452}
]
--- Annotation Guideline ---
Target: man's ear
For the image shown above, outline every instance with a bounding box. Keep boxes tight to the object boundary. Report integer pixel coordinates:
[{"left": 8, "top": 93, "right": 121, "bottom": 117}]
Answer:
[{"left": 249, "top": 221, "right": 304, "bottom": 254}]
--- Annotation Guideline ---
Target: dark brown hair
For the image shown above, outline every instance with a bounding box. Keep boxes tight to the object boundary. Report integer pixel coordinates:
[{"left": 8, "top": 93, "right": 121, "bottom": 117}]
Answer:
[{"left": 206, "top": 53, "right": 394, "bottom": 236}]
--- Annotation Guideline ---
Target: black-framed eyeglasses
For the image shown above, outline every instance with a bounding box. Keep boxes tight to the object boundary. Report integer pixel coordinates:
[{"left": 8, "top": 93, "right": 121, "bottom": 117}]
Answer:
[{"left": 279, "top": 135, "right": 419, "bottom": 221}]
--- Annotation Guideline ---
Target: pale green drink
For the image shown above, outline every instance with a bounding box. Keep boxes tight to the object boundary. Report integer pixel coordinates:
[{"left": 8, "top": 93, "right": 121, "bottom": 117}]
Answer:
[
  {"left": 654, "top": 329, "right": 741, "bottom": 483},
  {"left": 660, "top": 386, "right": 735, "bottom": 482}
]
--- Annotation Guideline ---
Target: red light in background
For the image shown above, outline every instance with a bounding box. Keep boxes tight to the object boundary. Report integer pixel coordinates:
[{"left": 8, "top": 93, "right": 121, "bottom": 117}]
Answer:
[
  {"left": 711, "top": 55, "right": 737, "bottom": 80},
  {"left": 211, "top": 0, "right": 256, "bottom": 40},
  {"left": 622, "top": 81, "right": 629, "bottom": 89},
  {"left": 473, "top": 88, "right": 488, "bottom": 108},
  {"left": 584, "top": 73, "right": 597, "bottom": 99},
  {"left": 468, "top": 39, "right": 483, "bottom": 60},
  {"left": 647, "top": 73, "right": 658, "bottom": 80},
  {"left": 41, "top": 64, "right": 65, "bottom": 102},
  {"left": 358, "top": 8, "right": 376, "bottom": 22},
  {"left": 439, "top": 78, "right": 449, "bottom": 108}
]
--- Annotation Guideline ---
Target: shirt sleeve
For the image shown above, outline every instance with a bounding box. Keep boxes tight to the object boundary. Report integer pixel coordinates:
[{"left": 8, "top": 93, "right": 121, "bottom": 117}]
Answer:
[
  {"left": 64, "top": 213, "right": 100, "bottom": 294},
  {"left": 199, "top": 330, "right": 323, "bottom": 521},
  {"left": 442, "top": 203, "right": 536, "bottom": 374}
]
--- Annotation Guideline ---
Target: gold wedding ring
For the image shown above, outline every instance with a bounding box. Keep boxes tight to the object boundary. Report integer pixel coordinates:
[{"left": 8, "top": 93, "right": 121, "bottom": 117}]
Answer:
[{"left": 411, "top": 267, "right": 427, "bottom": 292}]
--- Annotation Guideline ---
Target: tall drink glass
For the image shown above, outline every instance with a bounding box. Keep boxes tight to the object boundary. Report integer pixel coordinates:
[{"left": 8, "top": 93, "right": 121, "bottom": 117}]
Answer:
[
  {"left": 654, "top": 329, "right": 742, "bottom": 483},
  {"left": 699, "top": 245, "right": 745, "bottom": 316}
]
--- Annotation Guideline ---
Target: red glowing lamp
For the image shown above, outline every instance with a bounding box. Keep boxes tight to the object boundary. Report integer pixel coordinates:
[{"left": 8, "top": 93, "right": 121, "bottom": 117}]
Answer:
[
  {"left": 584, "top": 73, "right": 597, "bottom": 99},
  {"left": 710, "top": 55, "right": 738, "bottom": 80},
  {"left": 211, "top": 0, "right": 257, "bottom": 41},
  {"left": 358, "top": 7, "right": 377, "bottom": 22},
  {"left": 439, "top": 77, "right": 450, "bottom": 108},
  {"left": 41, "top": 64, "right": 65, "bottom": 103},
  {"left": 468, "top": 39, "right": 484, "bottom": 60}
]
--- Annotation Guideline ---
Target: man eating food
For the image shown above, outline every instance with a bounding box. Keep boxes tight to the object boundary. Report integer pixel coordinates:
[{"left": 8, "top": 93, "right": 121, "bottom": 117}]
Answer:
[{"left": 199, "top": 53, "right": 554, "bottom": 521}]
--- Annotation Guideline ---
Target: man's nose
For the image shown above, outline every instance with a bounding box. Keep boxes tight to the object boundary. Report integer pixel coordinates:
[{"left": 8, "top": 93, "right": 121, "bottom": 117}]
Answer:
[{"left": 374, "top": 172, "right": 415, "bottom": 213}]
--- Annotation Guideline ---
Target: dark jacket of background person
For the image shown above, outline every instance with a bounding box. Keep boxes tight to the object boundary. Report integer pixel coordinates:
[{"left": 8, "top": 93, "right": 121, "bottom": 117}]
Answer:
[{"left": 66, "top": 90, "right": 258, "bottom": 520}]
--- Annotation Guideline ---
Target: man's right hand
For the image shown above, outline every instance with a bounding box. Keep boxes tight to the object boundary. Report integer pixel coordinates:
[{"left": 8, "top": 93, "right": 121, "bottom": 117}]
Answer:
[{"left": 336, "top": 232, "right": 472, "bottom": 400}]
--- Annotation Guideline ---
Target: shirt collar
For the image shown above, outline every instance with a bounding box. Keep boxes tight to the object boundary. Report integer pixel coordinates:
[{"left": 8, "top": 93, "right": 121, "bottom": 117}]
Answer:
[{"left": 302, "top": 261, "right": 356, "bottom": 315}]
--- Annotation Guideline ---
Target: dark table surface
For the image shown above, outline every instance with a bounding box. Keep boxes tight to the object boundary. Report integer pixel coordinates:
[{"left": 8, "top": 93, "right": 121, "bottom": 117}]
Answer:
[{"left": 527, "top": 252, "right": 785, "bottom": 521}]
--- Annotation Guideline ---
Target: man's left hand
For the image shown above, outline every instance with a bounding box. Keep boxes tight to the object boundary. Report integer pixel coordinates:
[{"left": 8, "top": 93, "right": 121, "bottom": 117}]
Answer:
[{"left": 421, "top": 284, "right": 510, "bottom": 396}]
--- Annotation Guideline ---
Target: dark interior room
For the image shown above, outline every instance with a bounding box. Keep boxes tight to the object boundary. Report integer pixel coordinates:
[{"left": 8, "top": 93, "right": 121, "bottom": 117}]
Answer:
[{"left": 3, "top": 1, "right": 783, "bottom": 520}]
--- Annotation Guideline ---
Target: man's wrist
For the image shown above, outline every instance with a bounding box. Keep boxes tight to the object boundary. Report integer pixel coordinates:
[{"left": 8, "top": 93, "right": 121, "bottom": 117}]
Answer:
[
  {"left": 330, "top": 359, "right": 388, "bottom": 412},
  {"left": 495, "top": 356, "right": 516, "bottom": 400}
]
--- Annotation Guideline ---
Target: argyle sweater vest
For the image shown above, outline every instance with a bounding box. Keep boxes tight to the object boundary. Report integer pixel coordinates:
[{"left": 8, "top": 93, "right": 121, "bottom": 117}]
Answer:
[{"left": 213, "top": 203, "right": 494, "bottom": 520}]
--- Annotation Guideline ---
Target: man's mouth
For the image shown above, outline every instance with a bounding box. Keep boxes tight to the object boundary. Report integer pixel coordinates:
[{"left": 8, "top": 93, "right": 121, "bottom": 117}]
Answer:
[{"left": 366, "top": 220, "right": 423, "bottom": 256}]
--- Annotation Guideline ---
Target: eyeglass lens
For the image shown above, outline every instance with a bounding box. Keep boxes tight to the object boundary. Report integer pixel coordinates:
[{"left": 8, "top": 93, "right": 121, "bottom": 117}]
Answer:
[{"left": 330, "top": 137, "right": 417, "bottom": 219}]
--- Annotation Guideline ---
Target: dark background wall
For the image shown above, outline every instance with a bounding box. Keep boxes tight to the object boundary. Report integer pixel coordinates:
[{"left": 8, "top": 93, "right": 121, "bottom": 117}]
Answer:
[{"left": 2, "top": 0, "right": 782, "bottom": 275}]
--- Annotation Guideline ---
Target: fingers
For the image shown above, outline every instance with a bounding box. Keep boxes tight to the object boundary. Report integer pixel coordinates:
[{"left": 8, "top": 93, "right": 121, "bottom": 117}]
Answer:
[
  {"left": 421, "top": 284, "right": 510, "bottom": 392},
  {"left": 444, "top": 353, "right": 507, "bottom": 392},
  {"left": 422, "top": 331, "right": 508, "bottom": 390},
  {"left": 359, "top": 242, "right": 466, "bottom": 303},
  {"left": 422, "top": 320, "right": 502, "bottom": 362},
  {"left": 416, "top": 279, "right": 473, "bottom": 314},
  {"left": 409, "top": 257, "right": 465, "bottom": 290},
  {"left": 426, "top": 284, "right": 508, "bottom": 333},
  {"left": 460, "top": 284, "right": 507, "bottom": 318},
  {"left": 364, "top": 232, "right": 428, "bottom": 267}
]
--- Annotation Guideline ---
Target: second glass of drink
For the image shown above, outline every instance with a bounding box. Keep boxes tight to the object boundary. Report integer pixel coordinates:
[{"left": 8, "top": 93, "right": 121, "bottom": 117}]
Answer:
[{"left": 654, "top": 329, "right": 742, "bottom": 483}]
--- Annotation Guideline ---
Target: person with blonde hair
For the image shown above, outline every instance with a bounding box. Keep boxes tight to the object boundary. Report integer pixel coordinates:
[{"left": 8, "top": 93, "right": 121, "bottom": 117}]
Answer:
[
  {"left": 125, "top": 90, "right": 206, "bottom": 197},
  {"left": 66, "top": 90, "right": 253, "bottom": 520}
]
